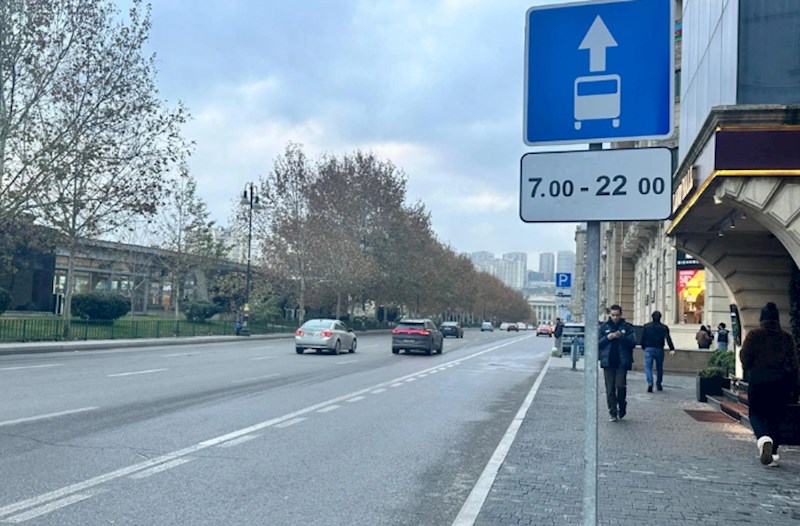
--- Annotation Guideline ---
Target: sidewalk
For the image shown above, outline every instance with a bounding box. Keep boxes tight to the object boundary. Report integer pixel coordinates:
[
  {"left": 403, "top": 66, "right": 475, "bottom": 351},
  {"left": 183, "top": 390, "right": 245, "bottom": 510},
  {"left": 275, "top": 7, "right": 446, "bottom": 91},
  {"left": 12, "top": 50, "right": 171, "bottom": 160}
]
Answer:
[{"left": 476, "top": 355, "right": 800, "bottom": 525}]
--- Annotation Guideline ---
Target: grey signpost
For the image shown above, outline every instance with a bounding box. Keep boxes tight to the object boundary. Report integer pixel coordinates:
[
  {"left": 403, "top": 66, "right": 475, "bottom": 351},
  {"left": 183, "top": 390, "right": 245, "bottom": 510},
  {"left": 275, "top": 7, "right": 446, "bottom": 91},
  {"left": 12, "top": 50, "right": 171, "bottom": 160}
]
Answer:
[{"left": 523, "top": 1, "right": 673, "bottom": 524}]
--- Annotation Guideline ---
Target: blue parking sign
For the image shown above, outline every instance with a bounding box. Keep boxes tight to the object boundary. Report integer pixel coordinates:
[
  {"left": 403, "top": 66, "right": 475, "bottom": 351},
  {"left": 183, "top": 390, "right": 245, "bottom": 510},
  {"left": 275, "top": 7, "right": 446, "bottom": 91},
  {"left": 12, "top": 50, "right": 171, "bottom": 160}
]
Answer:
[
  {"left": 524, "top": 0, "right": 673, "bottom": 145},
  {"left": 556, "top": 273, "right": 572, "bottom": 289}
]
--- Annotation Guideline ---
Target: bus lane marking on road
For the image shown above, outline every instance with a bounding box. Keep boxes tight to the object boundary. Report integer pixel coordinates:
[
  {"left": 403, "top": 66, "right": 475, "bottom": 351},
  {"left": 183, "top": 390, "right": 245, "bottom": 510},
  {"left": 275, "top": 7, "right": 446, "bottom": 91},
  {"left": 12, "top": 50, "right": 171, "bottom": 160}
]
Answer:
[
  {"left": 0, "top": 407, "right": 98, "bottom": 428},
  {"left": 218, "top": 435, "right": 260, "bottom": 448},
  {"left": 2, "top": 492, "right": 98, "bottom": 524},
  {"left": 0, "top": 337, "right": 531, "bottom": 522},
  {"left": 0, "top": 364, "right": 63, "bottom": 372},
  {"left": 107, "top": 368, "right": 168, "bottom": 378},
  {"left": 129, "top": 458, "right": 197, "bottom": 480},
  {"left": 275, "top": 417, "right": 306, "bottom": 428}
]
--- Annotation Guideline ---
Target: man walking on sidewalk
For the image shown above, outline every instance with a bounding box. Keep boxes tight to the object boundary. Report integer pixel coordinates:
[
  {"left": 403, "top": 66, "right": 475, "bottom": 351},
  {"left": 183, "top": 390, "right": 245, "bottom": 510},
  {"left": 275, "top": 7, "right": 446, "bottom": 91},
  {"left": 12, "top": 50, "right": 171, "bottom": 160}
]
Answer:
[
  {"left": 599, "top": 305, "right": 636, "bottom": 421},
  {"left": 641, "top": 310, "right": 675, "bottom": 392}
]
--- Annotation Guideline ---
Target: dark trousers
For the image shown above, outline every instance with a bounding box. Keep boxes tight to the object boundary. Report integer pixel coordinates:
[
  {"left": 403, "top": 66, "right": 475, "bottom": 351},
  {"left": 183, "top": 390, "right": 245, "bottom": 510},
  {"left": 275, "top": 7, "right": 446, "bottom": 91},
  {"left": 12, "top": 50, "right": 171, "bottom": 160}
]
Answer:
[
  {"left": 603, "top": 367, "right": 628, "bottom": 417},
  {"left": 748, "top": 372, "right": 794, "bottom": 454}
]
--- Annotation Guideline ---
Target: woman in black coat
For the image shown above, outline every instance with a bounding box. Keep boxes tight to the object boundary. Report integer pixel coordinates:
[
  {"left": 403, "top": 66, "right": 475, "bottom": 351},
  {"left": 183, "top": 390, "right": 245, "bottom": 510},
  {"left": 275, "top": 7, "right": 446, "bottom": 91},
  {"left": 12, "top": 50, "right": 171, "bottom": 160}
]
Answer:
[{"left": 739, "top": 302, "right": 800, "bottom": 466}]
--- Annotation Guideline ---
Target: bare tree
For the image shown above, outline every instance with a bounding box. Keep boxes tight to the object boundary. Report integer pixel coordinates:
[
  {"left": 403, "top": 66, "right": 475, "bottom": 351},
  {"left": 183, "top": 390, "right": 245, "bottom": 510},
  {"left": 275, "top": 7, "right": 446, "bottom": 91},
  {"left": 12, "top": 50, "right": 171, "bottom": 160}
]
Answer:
[
  {"left": 256, "top": 143, "right": 317, "bottom": 325},
  {"left": 19, "top": 0, "right": 190, "bottom": 336},
  {"left": 156, "top": 164, "right": 228, "bottom": 319}
]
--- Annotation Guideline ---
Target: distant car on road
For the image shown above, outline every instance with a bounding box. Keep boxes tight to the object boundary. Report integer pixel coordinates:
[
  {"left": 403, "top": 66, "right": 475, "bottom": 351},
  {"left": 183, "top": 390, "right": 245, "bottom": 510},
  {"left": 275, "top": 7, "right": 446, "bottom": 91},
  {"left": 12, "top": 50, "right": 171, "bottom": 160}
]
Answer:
[
  {"left": 480, "top": 321, "right": 494, "bottom": 332},
  {"left": 499, "top": 322, "right": 509, "bottom": 331},
  {"left": 507, "top": 323, "right": 519, "bottom": 332},
  {"left": 295, "top": 319, "right": 357, "bottom": 355},
  {"left": 517, "top": 322, "right": 528, "bottom": 331},
  {"left": 392, "top": 319, "right": 444, "bottom": 355},
  {"left": 536, "top": 324, "right": 553, "bottom": 337},
  {"left": 440, "top": 321, "right": 464, "bottom": 338}
]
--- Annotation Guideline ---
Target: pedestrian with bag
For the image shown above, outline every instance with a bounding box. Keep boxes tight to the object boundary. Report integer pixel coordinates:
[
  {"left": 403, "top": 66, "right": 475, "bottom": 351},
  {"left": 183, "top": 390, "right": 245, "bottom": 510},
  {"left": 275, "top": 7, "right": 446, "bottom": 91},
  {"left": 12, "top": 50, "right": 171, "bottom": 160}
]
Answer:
[
  {"left": 739, "top": 302, "right": 800, "bottom": 466},
  {"left": 696, "top": 325, "right": 713, "bottom": 349},
  {"left": 599, "top": 305, "right": 637, "bottom": 421},
  {"left": 640, "top": 310, "right": 675, "bottom": 392}
]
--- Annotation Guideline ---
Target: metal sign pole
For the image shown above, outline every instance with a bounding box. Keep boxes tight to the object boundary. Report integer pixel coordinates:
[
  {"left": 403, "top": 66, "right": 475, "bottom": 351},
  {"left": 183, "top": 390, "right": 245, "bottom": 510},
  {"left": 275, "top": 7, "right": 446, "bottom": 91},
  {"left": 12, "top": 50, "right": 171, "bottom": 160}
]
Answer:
[{"left": 583, "top": 144, "right": 602, "bottom": 526}]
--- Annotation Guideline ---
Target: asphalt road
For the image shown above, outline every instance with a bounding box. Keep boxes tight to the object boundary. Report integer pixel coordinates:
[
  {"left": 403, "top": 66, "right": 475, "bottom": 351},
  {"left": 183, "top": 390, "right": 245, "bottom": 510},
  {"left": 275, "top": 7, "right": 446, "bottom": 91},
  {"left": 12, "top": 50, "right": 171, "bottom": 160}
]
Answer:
[{"left": 0, "top": 329, "right": 553, "bottom": 525}]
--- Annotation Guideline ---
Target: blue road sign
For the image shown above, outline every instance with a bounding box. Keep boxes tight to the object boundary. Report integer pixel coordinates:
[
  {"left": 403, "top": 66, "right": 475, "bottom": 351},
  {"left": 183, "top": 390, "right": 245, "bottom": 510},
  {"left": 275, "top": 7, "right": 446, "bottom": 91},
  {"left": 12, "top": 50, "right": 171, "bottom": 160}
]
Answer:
[
  {"left": 556, "top": 272, "right": 572, "bottom": 289},
  {"left": 524, "top": 0, "right": 673, "bottom": 145}
]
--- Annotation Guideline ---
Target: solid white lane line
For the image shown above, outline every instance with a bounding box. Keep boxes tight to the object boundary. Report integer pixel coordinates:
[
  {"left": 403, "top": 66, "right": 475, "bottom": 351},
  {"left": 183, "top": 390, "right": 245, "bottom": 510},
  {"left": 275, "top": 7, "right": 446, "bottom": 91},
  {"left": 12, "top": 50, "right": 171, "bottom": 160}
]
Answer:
[
  {"left": 346, "top": 396, "right": 365, "bottom": 403},
  {"left": 249, "top": 356, "right": 275, "bottom": 361},
  {"left": 0, "top": 337, "right": 530, "bottom": 520},
  {"left": 451, "top": 357, "right": 550, "bottom": 526},
  {"left": 129, "top": 458, "right": 196, "bottom": 480},
  {"left": 107, "top": 368, "right": 167, "bottom": 378},
  {"left": 370, "top": 388, "right": 387, "bottom": 394},
  {"left": 275, "top": 417, "right": 306, "bottom": 428},
  {"left": 2, "top": 493, "right": 95, "bottom": 524},
  {"left": 0, "top": 364, "right": 63, "bottom": 372},
  {"left": 218, "top": 435, "right": 260, "bottom": 448},
  {"left": 317, "top": 405, "right": 340, "bottom": 413},
  {"left": 232, "top": 373, "right": 280, "bottom": 384},
  {"left": 335, "top": 360, "right": 358, "bottom": 364},
  {"left": 0, "top": 407, "right": 98, "bottom": 428},
  {"left": 161, "top": 353, "right": 197, "bottom": 357}
]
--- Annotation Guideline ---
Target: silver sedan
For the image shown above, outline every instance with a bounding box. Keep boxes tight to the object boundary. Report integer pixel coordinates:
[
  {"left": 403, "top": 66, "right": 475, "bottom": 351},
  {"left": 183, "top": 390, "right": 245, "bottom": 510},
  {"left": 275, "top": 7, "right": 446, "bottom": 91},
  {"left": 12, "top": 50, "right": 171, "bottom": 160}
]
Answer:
[{"left": 295, "top": 319, "right": 357, "bottom": 355}]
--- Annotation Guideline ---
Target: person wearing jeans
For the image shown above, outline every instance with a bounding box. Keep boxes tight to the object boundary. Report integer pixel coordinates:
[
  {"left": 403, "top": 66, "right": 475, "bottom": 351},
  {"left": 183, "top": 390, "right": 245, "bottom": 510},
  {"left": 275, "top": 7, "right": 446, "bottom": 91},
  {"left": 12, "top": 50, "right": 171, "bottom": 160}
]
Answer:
[
  {"left": 599, "top": 305, "right": 637, "bottom": 421},
  {"left": 640, "top": 311, "right": 676, "bottom": 392}
]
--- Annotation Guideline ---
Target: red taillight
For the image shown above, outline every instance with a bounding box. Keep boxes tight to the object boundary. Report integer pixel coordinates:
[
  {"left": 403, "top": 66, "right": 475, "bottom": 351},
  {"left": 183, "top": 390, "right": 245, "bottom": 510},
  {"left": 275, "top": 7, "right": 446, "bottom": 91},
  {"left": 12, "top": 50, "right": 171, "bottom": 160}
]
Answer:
[
  {"left": 321, "top": 330, "right": 333, "bottom": 337},
  {"left": 393, "top": 328, "right": 429, "bottom": 336},
  {"left": 295, "top": 329, "right": 303, "bottom": 336},
  {"left": 415, "top": 329, "right": 430, "bottom": 336},
  {"left": 392, "top": 328, "right": 402, "bottom": 334}
]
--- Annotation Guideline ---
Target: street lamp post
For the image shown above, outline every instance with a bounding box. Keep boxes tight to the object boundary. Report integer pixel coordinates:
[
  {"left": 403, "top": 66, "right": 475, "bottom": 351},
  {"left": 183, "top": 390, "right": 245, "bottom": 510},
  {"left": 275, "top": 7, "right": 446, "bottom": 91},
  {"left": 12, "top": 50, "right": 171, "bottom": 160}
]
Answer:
[{"left": 239, "top": 182, "right": 258, "bottom": 336}]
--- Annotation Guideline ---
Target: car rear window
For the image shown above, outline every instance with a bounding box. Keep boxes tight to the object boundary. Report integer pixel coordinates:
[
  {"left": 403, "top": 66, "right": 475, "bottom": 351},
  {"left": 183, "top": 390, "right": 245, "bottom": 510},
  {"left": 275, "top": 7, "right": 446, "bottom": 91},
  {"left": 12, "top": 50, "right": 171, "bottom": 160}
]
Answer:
[
  {"left": 301, "top": 320, "right": 333, "bottom": 330},
  {"left": 442, "top": 322, "right": 457, "bottom": 326},
  {"left": 396, "top": 322, "right": 425, "bottom": 330}
]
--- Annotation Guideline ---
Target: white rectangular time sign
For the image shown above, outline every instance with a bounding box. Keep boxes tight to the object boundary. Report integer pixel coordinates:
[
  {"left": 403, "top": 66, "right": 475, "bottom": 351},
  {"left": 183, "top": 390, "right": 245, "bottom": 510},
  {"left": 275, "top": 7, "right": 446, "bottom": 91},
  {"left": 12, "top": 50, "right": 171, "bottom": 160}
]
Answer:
[{"left": 519, "top": 147, "right": 672, "bottom": 222}]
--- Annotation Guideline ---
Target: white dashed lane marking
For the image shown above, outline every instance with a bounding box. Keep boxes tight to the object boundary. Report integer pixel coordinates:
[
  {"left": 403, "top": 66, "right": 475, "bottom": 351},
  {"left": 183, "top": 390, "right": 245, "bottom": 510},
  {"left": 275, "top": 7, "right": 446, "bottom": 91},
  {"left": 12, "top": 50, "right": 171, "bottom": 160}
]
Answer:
[
  {"left": 0, "top": 407, "right": 98, "bottom": 428},
  {"left": 107, "top": 369, "right": 167, "bottom": 378},
  {"left": 129, "top": 458, "right": 197, "bottom": 479}
]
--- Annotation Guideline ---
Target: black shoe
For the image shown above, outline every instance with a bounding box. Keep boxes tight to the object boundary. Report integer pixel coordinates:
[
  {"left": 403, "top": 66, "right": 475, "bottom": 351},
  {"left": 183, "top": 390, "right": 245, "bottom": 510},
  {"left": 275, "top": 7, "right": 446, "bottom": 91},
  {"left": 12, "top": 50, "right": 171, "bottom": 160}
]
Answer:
[
  {"left": 657, "top": 384, "right": 663, "bottom": 391},
  {"left": 647, "top": 385, "right": 653, "bottom": 393},
  {"left": 618, "top": 403, "right": 626, "bottom": 420}
]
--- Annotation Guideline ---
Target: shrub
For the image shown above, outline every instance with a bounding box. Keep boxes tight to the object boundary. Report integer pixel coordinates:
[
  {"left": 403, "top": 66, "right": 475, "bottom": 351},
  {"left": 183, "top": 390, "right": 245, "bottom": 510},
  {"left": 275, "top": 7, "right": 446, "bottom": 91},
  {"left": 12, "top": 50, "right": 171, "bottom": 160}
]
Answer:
[
  {"left": 182, "top": 301, "right": 221, "bottom": 323},
  {"left": 0, "top": 287, "right": 10, "bottom": 314},
  {"left": 698, "top": 366, "right": 725, "bottom": 379},
  {"left": 708, "top": 349, "right": 735, "bottom": 375},
  {"left": 71, "top": 292, "right": 130, "bottom": 320}
]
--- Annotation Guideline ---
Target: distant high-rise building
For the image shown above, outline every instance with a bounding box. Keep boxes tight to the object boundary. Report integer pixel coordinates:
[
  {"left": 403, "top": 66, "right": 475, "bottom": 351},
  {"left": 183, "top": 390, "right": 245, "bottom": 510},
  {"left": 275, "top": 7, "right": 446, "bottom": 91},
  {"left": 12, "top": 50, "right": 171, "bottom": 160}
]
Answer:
[
  {"left": 503, "top": 252, "right": 528, "bottom": 288},
  {"left": 557, "top": 250, "right": 576, "bottom": 276},
  {"left": 469, "top": 251, "right": 496, "bottom": 275},
  {"left": 539, "top": 252, "right": 555, "bottom": 281}
]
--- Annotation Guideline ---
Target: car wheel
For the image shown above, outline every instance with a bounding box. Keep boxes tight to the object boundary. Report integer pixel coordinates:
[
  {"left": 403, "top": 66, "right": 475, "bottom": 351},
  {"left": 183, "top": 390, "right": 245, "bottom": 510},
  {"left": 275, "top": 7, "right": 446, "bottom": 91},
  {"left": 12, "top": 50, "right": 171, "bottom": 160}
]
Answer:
[
  {"left": 392, "top": 348, "right": 400, "bottom": 354},
  {"left": 296, "top": 347, "right": 304, "bottom": 354},
  {"left": 331, "top": 340, "right": 341, "bottom": 355},
  {"left": 349, "top": 339, "right": 357, "bottom": 353}
]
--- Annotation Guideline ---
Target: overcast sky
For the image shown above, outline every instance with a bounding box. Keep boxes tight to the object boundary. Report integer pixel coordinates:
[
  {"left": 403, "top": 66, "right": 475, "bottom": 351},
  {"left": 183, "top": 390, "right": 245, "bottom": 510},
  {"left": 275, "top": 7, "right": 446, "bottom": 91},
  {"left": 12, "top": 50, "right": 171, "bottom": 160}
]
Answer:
[{"left": 142, "top": 0, "right": 577, "bottom": 271}]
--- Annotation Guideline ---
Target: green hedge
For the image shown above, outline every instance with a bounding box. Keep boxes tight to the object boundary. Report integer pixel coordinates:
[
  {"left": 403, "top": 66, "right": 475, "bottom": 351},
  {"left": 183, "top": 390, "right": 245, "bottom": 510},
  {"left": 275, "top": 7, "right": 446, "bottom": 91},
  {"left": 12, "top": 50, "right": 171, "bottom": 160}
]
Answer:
[
  {"left": 71, "top": 292, "right": 130, "bottom": 320},
  {"left": 182, "top": 301, "right": 222, "bottom": 322}
]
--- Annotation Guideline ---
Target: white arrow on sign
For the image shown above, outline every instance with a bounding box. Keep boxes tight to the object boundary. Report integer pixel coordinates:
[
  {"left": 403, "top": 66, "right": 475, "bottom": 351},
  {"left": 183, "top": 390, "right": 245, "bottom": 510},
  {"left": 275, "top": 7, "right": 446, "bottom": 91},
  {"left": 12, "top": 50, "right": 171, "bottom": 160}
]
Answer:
[{"left": 579, "top": 15, "right": 617, "bottom": 72}]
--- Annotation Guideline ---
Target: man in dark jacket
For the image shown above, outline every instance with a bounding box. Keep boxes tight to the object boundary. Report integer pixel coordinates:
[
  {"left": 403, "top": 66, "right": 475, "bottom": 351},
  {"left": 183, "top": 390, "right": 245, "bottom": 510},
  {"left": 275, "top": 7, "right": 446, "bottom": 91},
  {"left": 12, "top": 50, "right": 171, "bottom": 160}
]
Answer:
[
  {"left": 553, "top": 318, "right": 564, "bottom": 353},
  {"left": 740, "top": 302, "right": 800, "bottom": 467},
  {"left": 599, "top": 305, "right": 637, "bottom": 421},
  {"left": 640, "top": 311, "right": 675, "bottom": 392}
]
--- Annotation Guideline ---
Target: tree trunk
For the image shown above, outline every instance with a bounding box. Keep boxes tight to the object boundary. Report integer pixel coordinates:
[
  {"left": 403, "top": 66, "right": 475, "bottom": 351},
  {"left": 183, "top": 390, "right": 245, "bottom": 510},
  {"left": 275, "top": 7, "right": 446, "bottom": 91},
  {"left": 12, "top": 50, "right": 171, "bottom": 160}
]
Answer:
[
  {"left": 298, "top": 275, "right": 306, "bottom": 325},
  {"left": 173, "top": 278, "right": 180, "bottom": 320},
  {"left": 62, "top": 250, "right": 76, "bottom": 338},
  {"left": 335, "top": 291, "right": 342, "bottom": 320}
]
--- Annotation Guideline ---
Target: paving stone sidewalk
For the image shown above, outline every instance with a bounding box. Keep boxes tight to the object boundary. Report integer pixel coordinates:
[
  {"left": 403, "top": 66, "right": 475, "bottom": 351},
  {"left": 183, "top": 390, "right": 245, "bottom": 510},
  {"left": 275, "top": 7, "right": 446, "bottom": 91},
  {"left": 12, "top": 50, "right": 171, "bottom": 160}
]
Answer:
[{"left": 476, "top": 355, "right": 800, "bottom": 525}]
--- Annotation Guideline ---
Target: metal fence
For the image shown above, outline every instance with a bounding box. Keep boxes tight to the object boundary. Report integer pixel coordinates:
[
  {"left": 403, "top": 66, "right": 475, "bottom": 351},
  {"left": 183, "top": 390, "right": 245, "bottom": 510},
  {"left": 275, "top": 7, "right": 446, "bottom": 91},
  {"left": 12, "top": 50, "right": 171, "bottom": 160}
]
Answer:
[{"left": 0, "top": 318, "right": 295, "bottom": 342}]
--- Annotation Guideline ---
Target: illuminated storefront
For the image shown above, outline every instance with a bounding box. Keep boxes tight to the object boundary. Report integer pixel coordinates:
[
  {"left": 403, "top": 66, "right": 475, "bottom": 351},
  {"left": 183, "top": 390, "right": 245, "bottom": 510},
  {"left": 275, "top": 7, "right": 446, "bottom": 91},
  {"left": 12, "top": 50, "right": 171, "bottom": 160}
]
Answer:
[{"left": 676, "top": 251, "right": 704, "bottom": 324}]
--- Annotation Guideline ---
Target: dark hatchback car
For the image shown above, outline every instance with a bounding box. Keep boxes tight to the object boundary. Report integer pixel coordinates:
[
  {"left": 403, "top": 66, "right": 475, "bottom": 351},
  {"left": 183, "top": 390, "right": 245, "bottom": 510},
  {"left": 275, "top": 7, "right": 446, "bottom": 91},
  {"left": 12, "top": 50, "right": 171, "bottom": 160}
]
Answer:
[
  {"left": 440, "top": 321, "right": 463, "bottom": 338},
  {"left": 391, "top": 319, "right": 444, "bottom": 355}
]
